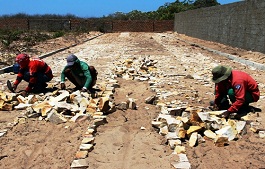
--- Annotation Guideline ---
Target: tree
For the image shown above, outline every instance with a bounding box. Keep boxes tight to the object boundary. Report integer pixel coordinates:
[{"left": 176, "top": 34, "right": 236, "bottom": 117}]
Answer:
[{"left": 193, "top": 0, "right": 220, "bottom": 9}]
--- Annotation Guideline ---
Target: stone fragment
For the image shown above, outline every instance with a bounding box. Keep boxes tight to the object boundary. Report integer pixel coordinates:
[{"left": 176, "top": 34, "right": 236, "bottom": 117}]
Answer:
[
  {"left": 1, "top": 103, "right": 13, "bottom": 111},
  {"left": 52, "top": 90, "right": 69, "bottom": 102},
  {"left": 0, "top": 129, "right": 8, "bottom": 137},
  {"left": 171, "top": 161, "right": 191, "bottom": 169},
  {"left": 70, "top": 114, "right": 90, "bottom": 123},
  {"left": 79, "top": 98, "right": 89, "bottom": 114},
  {"left": 75, "top": 151, "right": 88, "bottom": 159},
  {"left": 259, "top": 131, "right": 265, "bottom": 138},
  {"left": 168, "top": 139, "right": 182, "bottom": 149},
  {"left": 127, "top": 98, "right": 137, "bottom": 110},
  {"left": 159, "top": 126, "right": 168, "bottom": 136},
  {"left": 187, "top": 126, "right": 202, "bottom": 135},
  {"left": 28, "top": 95, "right": 39, "bottom": 104},
  {"left": 81, "top": 137, "right": 95, "bottom": 144},
  {"left": 178, "top": 153, "right": 189, "bottom": 162},
  {"left": 32, "top": 101, "right": 52, "bottom": 116},
  {"left": 0, "top": 92, "right": 16, "bottom": 102},
  {"left": 189, "top": 111, "right": 202, "bottom": 125},
  {"left": 55, "top": 102, "right": 75, "bottom": 112},
  {"left": 168, "top": 107, "right": 183, "bottom": 116},
  {"left": 17, "top": 95, "right": 28, "bottom": 104},
  {"left": 173, "top": 145, "right": 186, "bottom": 154},
  {"left": 188, "top": 132, "right": 197, "bottom": 147},
  {"left": 94, "top": 118, "right": 107, "bottom": 127},
  {"left": 167, "top": 118, "right": 181, "bottom": 132},
  {"left": 214, "top": 136, "right": 229, "bottom": 147},
  {"left": 204, "top": 130, "right": 217, "bottom": 139},
  {"left": 151, "top": 121, "right": 163, "bottom": 129},
  {"left": 178, "top": 128, "right": 186, "bottom": 139},
  {"left": 215, "top": 126, "right": 237, "bottom": 141},
  {"left": 197, "top": 134, "right": 205, "bottom": 143},
  {"left": 14, "top": 103, "right": 31, "bottom": 110},
  {"left": 140, "top": 126, "right": 146, "bottom": 130},
  {"left": 86, "top": 102, "right": 98, "bottom": 114},
  {"left": 86, "top": 128, "right": 95, "bottom": 134},
  {"left": 79, "top": 144, "right": 93, "bottom": 151},
  {"left": 145, "top": 95, "right": 157, "bottom": 104},
  {"left": 166, "top": 132, "right": 179, "bottom": 140},
  {"left": 71, "top": 159, "right": 89, "bottom": 168},
  {"left": 47, "top": 109, "right": 67, "bottom": 124},
  {"left": 98, "top": 97, "right": 110, "bottom": 112},
  {"left": 250, "top": 122, "right": 260, "bottom": 133},
  {"left": 116, "top": 102, "right": 128, "bottom": 110},
  {"left": 236, "top": 121, "right": 246, "bottom": 134}
]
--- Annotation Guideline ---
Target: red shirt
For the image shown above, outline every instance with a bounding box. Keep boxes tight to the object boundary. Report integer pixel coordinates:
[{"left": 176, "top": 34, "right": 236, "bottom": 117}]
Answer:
[
  {"left": 14, "top": 59, "right": 53, "bottom": 92},
  {"left": 215, "top": 70, "right": 260, "bottom": 112}
]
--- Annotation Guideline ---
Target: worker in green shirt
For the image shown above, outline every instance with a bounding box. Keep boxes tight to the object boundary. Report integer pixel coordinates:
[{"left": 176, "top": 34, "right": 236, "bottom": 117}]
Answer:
[{"left": 60, "top": 54, "right": 97, "bottom": 92}]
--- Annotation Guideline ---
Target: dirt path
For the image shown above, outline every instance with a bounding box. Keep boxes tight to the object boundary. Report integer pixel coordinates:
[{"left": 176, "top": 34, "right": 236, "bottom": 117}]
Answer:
[{"left": 0, "top": 32, "right": 265, "bottom": 169}]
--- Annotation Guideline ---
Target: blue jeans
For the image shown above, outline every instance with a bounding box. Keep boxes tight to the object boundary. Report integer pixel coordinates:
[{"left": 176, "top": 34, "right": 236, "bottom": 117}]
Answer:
[{"left": 23, "top": 72, "right": 51, "bottom": 83}]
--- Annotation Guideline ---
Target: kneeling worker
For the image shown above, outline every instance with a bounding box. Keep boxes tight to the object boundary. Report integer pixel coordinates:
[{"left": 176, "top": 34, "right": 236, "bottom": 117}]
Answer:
[
  {"left": 12, "top": 53, "right": 53, "bottom": 96},
  {"left": 211, "top": 65, "right": 260, "bottom": 119},
  {"left": 60, "top": 54, "right": 97, "bottom": 92}
]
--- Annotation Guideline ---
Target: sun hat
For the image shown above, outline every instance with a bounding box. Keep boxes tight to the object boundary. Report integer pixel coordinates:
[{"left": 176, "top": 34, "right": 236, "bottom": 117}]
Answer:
[
  {"left": 66, "top": 54, "right": 78, "bottom": 66},
  {"left": 212, "top": 65, "right": 232, "bottom": 83}
]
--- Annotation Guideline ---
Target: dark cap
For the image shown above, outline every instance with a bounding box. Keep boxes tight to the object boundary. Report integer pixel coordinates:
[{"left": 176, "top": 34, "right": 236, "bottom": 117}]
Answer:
[
  {"left": 67, "top": 54, "right": 78, "bottom": 66},
  {"left": 212, "top": 65, "right": 232, "bottom": 83}
]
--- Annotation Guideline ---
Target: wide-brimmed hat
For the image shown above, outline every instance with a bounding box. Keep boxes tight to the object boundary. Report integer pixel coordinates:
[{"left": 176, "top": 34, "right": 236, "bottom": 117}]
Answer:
[
  {"left": 212, "top": 65, "right": 232, "bottom": 83},
  {"left": 67, "top": 54, "right": 78, "bottom": 66}
]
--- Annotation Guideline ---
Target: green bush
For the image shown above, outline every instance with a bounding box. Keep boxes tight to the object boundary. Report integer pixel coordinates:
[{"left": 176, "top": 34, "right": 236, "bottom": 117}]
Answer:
[{"left": 52, "top": 31, "right": 65, "bottom": 38}]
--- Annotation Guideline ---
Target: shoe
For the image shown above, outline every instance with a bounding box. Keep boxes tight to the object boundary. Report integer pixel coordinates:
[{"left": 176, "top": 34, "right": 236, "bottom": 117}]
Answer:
[{"left": 32, "top": 83, "right": 48, "bottom": 93}]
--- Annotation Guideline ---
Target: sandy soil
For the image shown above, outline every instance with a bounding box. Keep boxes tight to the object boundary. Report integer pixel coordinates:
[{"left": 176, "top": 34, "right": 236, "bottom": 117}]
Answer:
[{"left": 0, "top": 32, "right": 265, "bottom": 169}]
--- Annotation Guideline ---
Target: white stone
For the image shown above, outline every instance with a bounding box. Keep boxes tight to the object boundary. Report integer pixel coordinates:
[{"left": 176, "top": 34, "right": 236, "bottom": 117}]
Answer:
[
  {"left": 259, "top": 131, "right": 265, "bottom": 138},
  {"left": 71, "top": 159, "right": 89, "bottom": 168},
  {"left": 14, "top": 103, "right": 32, "bottom": 110},
  {"left": 236, "top": 121, "right": 246, "bottom": 133},
  {"left": 189, "top": 132, "right": 197, "bottom": 147},
  {"left": 79, "top": 143, "right": 93, "bottom": 151},
  {"left": 215, "top": 126, "right": 237, "bottom": 141}
]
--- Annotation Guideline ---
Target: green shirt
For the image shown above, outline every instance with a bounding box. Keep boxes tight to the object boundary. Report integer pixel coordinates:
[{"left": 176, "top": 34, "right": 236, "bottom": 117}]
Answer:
[{"left": 61, "top": 59, "right": 92, "bottom": 88}]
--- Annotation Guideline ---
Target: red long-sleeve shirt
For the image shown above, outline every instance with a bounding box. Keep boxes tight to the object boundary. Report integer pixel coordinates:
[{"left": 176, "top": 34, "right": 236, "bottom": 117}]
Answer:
[
  {"left": 214, "top": 70, "right": 260, "bottom": 112},
  {"left": 14, "top": 59, "right": 53, "bottom": 92}
]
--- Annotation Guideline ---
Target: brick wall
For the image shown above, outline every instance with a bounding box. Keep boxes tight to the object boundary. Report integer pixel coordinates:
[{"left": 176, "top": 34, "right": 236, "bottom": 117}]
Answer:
[
  {"left": 0, "top": 19, "right": 174, "bottom": 33},
  {"left": 0, "top": 19, "right": 28, "bottom": 30},
  {"left": 174, "top": 0, "right": 265, "bottom": 53}
]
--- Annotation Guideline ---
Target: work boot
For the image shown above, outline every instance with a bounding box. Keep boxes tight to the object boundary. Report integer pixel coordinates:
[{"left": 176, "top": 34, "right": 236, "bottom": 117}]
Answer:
[{"left": 32, "top": 83, "right": 48, "bottom": 93}]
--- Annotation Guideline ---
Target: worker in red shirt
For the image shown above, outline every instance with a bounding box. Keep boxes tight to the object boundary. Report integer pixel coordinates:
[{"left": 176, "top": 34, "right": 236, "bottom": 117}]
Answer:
[
  {"left": 211, "top": 65, "right": 260, "bottom": 119},
  {"left": 12, "top": 54, "right": 53, "bottom": 96}
]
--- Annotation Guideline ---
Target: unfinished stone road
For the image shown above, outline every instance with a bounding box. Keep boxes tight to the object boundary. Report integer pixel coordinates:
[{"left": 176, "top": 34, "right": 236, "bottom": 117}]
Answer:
[{"left": 0, "top": 32, "right": 265, "bottom": 169}]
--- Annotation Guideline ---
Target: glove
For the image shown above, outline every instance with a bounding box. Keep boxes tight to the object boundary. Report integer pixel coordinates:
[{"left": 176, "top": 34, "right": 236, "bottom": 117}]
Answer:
[
  {"left": 61, "top": 83, "right": 66, "bottom": 90},
  {"left": 80, "top": 87, "right": 87, "bottom": 92},
  {"left": 217, "top": 110, "right": 231, "bottom": 120},
  {"left": 213, "top": 104, "right": 219, "bottom": 111},
  {"left": 20, "top": 90, "right": 28, "bottom": 97}
]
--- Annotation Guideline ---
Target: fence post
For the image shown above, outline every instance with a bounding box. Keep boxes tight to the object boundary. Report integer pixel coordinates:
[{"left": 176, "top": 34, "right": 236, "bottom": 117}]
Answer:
[
  {"left": 69, "top": 19, "right": 72, "bottom": 31},
  {"left": 27, "top": 19, "right": 30, "bottom": 31}
]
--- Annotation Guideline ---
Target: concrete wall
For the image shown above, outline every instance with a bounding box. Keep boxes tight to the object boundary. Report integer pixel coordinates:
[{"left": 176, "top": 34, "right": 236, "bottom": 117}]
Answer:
[{"left": 174, "top": 0, "right": 265, "bottom": 53}]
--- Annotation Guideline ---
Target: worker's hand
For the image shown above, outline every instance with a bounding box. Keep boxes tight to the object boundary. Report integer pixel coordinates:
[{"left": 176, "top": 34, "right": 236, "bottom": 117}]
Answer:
[
  {"left": 61, "top": 83, "right": 66, "bottom": 90},
  {"left": 80, "top": 87, "right": 87, "bottom": 92},
  {"left": 217, "top": 110, "right": 231, "bottom": 120},
  {"left": 12, "top": 84, "right": 17, "bottom": 91},
  {"left": 20, "top": 90, "right": 28, "bottom": 97},
  {"left": 209, "top": 104, "right": 219, "bottom": 111}
]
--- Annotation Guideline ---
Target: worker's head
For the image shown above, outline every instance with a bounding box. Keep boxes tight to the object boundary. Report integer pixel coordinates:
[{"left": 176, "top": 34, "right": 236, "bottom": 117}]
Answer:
[
  {"left": 66, "top": 54, "right": 78, "bottom": 67},
  {"left": 16, "top": 53, "right": 30, "bottom": 68},
  {"left": 212, "top": 65, "right": 232, "bottom": 83}
]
